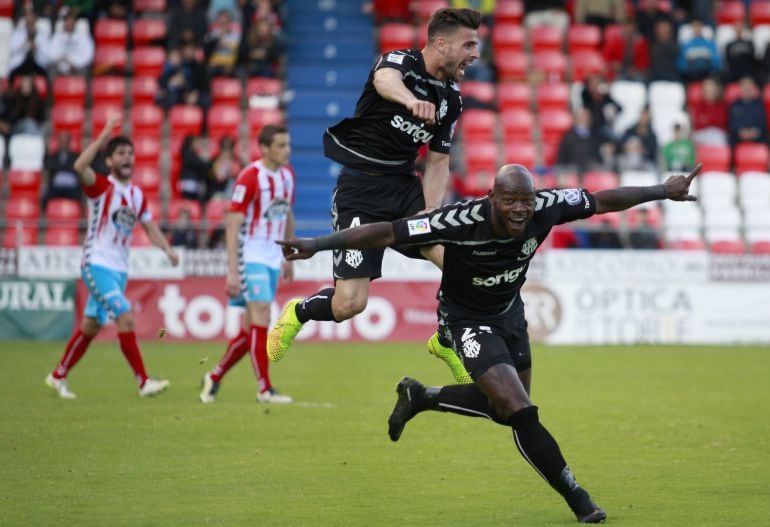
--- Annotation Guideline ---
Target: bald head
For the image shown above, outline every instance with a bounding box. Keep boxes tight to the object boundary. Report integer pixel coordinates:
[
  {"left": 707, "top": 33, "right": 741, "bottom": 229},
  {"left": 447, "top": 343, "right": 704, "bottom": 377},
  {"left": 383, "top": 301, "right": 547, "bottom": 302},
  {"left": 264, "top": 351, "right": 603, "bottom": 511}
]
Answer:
[
  {"left": 489, "top": 165, "right": 536, "bottom": 238},
  {"left": 494, "top": 164, "right": 535, "bottom": 193}
]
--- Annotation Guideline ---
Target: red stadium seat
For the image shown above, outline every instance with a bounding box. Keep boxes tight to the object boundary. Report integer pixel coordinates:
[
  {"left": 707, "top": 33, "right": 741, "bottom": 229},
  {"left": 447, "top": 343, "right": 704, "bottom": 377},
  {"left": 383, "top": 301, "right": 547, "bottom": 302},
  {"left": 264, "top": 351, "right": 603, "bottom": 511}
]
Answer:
[
  {"left": 724, "top": 82, "right": 741, "bottom": 104},
  {"left": 710, "top": 240, "right": 745, "bottom": 253},
  {"left": 538, "top": 109, "right": 573, "bottom": 144},
  {"left": 131, "top": 76, "right": 160, "bottom": 105},
  {"left": 626, "top": 206, "right": 662, "bottom": 229},
  {"left": 92, "top": 76, "right": 125, "bottom": 106},
  {"left": 5, "top": 197, "right": 40, "bottom": 220},
  {"left": 412, "top": 0, "right": 449, "bottom": 23},
  {"left": 568, "top": 24, "right": 601, "bottom": 53},
  {"left": 502, "top": 141, "right": 537, "bottom": 168},
  {"left": 8, "top": 170, "right": 41, "bottom": 198},
  {"left": 168, "top": 199, "right": 203, "bottom": 222},
  {"left": 670, "top": 238, "right": 706, "bottom": 251},
  {"left": 93, "top": 46, "right": 128, "bottom": 75},
  {"left": 44, "top": 227, "right": 80, "bottom": 246},
  {"left": 91, "top": 104, "right": 122, "bottom": 136},
  {"left": 491, "top": 23, "right": 526, "bottom": 52},
  {"left": 495, "top": 0, "right": 524, "bottom": 24},
  {"left": 372, "top": 0, "right": 411, "bottom": 23},
  {"left": 530, "top": 26, "right": 564, "bottom": 53},
  {"left": 535, "top": 82, "right": 570, "bottom": 110},
  {"left": 205, "top": 198, "right": 229, "bottom": 230},
  {"left": 461, "top": 81, "right": 495, "bottom": 106},
  {"left": 130, "top": 227, "right": 153, "bottom": 247},
  {"left": 750, "top": 1, "right": 770, "bottom": 25},
  {"left": 464, "top": 141, "right": 499, "bottom": 173},
  {"left": 51, "top": 104, "right": 85, "bottom": 137},
  {"left": 531, "top": 51, "right": 568, "bottom": 82},
  {"left": 379, "top": 23, "right": 415, "bottom": 53},
  {"left": 497, "top": 82, "right": 531, "bottom": 110},
  {"left": 132, "top": 46, "right": 165, "bottom": 77},
  {"left": 696, "top": 144, "right": 731, "bottom": 172},
  {"left": 247, "top": 77, "right": 282, "bottom": 97},
  {"left": 687, "top": 81, "right": 703, "bottom": 107},
  {"left": 45, "top": 198, "right": 81, "bottom": 222},
  {"left": 3, "top": 227, "right": 39, "bottom": 248},
  {"left": 211, "top": 77, "right": 242, "bottom": 106},
  {"left": 249, "top": 140, "right": 263, "bottom": 161},
  {"left": 582, "top": 170, "right": 619, "bottom": 192},
  {"left": 495, "top": 50, "right": 529, "bottom": 81},
  {"left": 751, "top": 240, "right": 770, "bottom": 254},
  {"left": 53, "top": 76, "right": 86, "bottom": 106},
  {"left": 0, "top": 0, "right": 12, "bottom": 16},
  {"left": 134, "top": 0, "right": 166, "bottom": 13},
  {"left": 208, "top": 104, "right": 241, "bottom": 142},
  {"left": 131, "top": 104, "right": 164, "bottom": 137},
  {"left": 248, "top": 108, "right": 284, "bottom": 137},
  {"left": 132, "top": 18, "right": 166, "bottom": 47},
  {"left": 94, "top": 18, "right": 128, "bottom": 48},
  {"left": 501, "top": 109, "right": 535, "bottom": 141},
  {"left": 570, "top": 51, "right": 607, "bottom": 82},
  {"left": 459, "top": 109, "right": 497, "bottom": 143},
  {"left": 132, "top": 136, "right": 161, "bottom": 165},
  {"left": 169, "top": 105, "right": 204, "bottom": 139},
  {"left": 133, "top": 165, "right": 162, "bottom": 197},
  {"left": 734, "top": 143, "right": 770, "bottom": 174},
  {"left": 715, "top": 1, "right": 746, "bottom": 25},
  {"left": 463, "top": 169, "right": 497, "bottom": 197},
  {"left": 144, "top": 199, "right": 163, "bottom": 221}
]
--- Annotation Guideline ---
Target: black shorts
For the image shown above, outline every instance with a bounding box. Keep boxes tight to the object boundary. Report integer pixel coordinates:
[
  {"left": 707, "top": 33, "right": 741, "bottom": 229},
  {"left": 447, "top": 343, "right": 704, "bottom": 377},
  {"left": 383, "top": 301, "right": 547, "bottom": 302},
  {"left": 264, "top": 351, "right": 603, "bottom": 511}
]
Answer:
[
  {"left": 331, "top": 168, "right": 425, "bottom": 280},
  {"left": 437, "top": 305, "right": 532, "bottom": 380}
]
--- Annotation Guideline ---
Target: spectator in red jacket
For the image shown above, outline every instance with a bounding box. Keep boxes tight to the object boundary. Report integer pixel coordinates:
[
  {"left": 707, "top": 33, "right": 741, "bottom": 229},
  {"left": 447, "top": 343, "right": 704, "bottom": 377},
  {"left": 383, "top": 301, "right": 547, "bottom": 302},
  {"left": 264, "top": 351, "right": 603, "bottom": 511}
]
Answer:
[
  {"left": 603, "top": 18, "right": 649, "bottom": 81},
  {"left": 690, "top": 76, "right": 728, "bottom": 146}
]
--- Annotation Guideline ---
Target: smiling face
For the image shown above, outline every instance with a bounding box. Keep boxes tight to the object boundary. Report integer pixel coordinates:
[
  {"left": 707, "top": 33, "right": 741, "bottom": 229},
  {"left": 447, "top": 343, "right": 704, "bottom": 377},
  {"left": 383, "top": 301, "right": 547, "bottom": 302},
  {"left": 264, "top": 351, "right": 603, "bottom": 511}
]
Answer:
[
  {"left": 437, "top": 26, "right": 479, "bottom": 81},
  {"left": 488, "top": 165, "right": 536, "bottom": 238}
]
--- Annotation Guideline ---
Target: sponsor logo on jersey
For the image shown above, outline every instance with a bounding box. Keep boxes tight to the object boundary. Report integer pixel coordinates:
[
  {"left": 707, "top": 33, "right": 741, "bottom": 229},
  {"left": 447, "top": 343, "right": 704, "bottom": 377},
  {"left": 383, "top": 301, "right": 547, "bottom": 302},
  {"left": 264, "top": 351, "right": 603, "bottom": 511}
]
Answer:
[
  {"left": 112, "top": 207, "right": 136, "bottom": 236},
  {"left": 472, "top": 265, "right": 525, "bottom": 287},
  {"left": 263, "top": 198, "right": 290, "bottom": 220},
  {"left": 407, "top": 218, "right": 431, "bottom": 236},
  {"left": 390, "top": 115, "right": 435, "bottom": 144},
  {"left": 563, "top": 188, "right": 581, "bottom": 205},
  {"left": 386, "top": 52, "right": 405, "bottom": 65},
  {"left": 472, "top": 250, "right": 497, "bottom": 256}
]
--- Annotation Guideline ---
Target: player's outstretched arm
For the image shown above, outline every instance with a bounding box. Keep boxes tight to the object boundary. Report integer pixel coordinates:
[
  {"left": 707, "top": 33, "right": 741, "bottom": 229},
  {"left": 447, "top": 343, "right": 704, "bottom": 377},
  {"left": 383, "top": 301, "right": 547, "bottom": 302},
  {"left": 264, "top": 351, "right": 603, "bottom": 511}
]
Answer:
[
  {"left": 74, "top": 114, "right": 122, "bottom": 187},
  {"left": 594, "top": 164, "right": 702, "bottom": 214},
  {"left": 278, "top": 221, "right": 396, "bottom": 261}
]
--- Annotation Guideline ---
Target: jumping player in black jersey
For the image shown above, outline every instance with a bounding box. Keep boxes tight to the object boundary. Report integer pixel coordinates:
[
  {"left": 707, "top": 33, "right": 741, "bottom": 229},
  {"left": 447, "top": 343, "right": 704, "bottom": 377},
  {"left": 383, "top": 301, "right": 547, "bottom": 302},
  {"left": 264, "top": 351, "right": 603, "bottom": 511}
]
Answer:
[
  {"left": 267, "top": 8, "right": 482, "bottom": 379},
  {"left": 275, "top": 163, "right": 702, "bottom": 523}
]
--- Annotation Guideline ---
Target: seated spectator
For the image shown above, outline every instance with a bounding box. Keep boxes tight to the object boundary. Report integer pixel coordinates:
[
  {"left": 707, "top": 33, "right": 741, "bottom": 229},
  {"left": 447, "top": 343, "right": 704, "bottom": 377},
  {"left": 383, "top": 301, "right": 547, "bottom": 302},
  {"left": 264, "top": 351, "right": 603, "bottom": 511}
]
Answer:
[
  {"left": 241, "top": 18, "right": 282, "bottom": 78},
  {"left": 728, "top": 76, "right": 768, "bottom": 147},
  {"left": 677, "top": 19, "right": 721, "bottom": 83},
  {"left": 205, "top": 10, "right": 242, "bottom": 77},
  {"left": 724, "top": 22, "right": 757, "bottom": 84},
  {"left": 99, "top": 0, "right": 130, "bottom": 19},
  {"left": 620, "top": 107, "right": 658, "bottom": 165},
  {"left": 661, "top": 123, "right": 695, "bottom": 172},
  {"left": 635, "top": 0, "right": 674, "bottom": 41},
  {"left": 47, "top": 7, "right": 94, "bottom": 76},
  {"left": 9, "top": 8, "right": 51, "bottom": 83},
  {"left": 581, "top": 74, "right": 621, "bottom": 144},
  {"left": 168, "top": 0, "right": 208, "bottom": 48},
  {"left": 603, "top": 18, "right": 649, "bottom": 81},
  {"left": 170, "top": 208, "right": 199, "bottom": 249},
  {"left": 157, "top": 42, "right": 209, "bottom": 109},
  {"left": 690, "top": 76, "right": 729, "bottom": 146},
  {"left": 629, "top": 208, "right": 661, "bottom": 249},
  {"left": 523, "top": 0, "right": 569, "bottom": 30},
  {"left": 207, "top": 135, "right": 243, "bottom": 200},
  {"left": 42, "top": 131, "right": 82, "bottom": 209},
  {"left": 179, "top": 135, "right": 211, "bottom": 202},
  {"left": 7, "top": 75, "right": 45, "bottom": 136},
  {"left": 556, "top": 107, "right": 603, "bottom": 174},
  {"left": 648, "top": 18, "right": 680, "bottom": 82},
  {"left": 242, "top": 0, "right": 283, "bottom": 30},
  {"left": 586, "top": 219, "right": 624, "bottom": 249},
  {"left": 617, "top": 136, "right": 657, "bottom": 172},
  {"left": 574, "top": 0, "right": 625, "bottom": 29}
]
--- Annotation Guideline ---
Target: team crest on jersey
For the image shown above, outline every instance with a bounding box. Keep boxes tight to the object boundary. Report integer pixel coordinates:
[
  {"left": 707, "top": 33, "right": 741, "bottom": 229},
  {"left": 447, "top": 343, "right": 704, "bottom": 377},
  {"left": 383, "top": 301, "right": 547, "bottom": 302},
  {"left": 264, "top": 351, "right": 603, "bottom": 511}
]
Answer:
[
  {"left": 460, "top": 328, "right": 481, "bottom": 358},
  {"left": 345, "top": 249, "right": 363, "bottom": 269},
  {"left": 112, "top": 207, "right": 136, "bottom": 236},
  {"left": 407, "top": 218, "right": 431, "bottom": 236},
  {"left": 521, "top": 237, "right": 538, "bottom": 258},
  {"left": 438, "top": 99, "right": 448, "bottom": 122},
  {"left": 563, "top": 188, "right": 582, "bottom": 205},
  {"left": 263, "top": 198, "right": 290, "bottom": 220}
]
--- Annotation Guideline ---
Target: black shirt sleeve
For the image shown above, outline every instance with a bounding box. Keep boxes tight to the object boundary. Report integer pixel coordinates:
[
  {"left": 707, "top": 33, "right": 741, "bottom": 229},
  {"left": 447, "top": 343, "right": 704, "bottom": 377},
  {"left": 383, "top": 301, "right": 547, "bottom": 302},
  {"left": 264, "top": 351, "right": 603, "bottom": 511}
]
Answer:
[
  {"left": 429, "top": 87, "right": 461, "bottom": 155},
  {"left": 374, "top": 50, "right": 418, "bottom": 76},
  {"left": 536, "top": 188, "right": 597, "bottom": 225},
  {"left": 392, "top": 200, "right": 487, "bottom": 245}
]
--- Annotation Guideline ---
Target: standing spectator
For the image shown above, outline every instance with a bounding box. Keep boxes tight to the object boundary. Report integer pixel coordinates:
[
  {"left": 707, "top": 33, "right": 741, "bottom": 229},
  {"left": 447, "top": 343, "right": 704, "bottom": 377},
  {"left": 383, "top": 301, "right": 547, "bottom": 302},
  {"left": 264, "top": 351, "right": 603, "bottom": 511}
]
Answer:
[
  {"left": 647, "top": 18, "right": 680, "bottom": 82},
  {"left": 207, "top": 135, "right": 243, "bottom": 200},
  {"left": 724, "top": 22, "right": 757, "bottom": 84},
  {"left": 581, "top": 74, "right": 621, "bottom": 144},
  {"left": 47, "top": 8, "right": 94, "bottom": 76},
  {"left": 7, "top": 75, "right": 45, "bottom": 136},
  {"left": 167, "top": 0, "right": 208, "bottom": 48},
  {"left": 170, "top": 208, "right": 199, "bottom": 249},
  {"left": 574, "top": 0, "right": 625, "bottom": 28},
  {"left": 661, "top": 123, "right": 695, "bottom": 172},
  {"left": 179, "top": 135, "right": 211, "bottom": 202},
  {"left": 728, "top": 77, "right": 768, "bottom": 147},
  {"left": 241, "top": 18, "right": 282, "bottom": 78},
  {"left": 556, "top": 107, "right": 603, "bottom": 174},
  {"left": 628, "top": 208, "right": 661, "bottom": 249},
  {"left": 205, "top": 9, "right": 242, "bottom": 77},
  {"left": 603, "top": 18, "right": 649, "bottom": 81},
  {"left": 677, "top": 19, "right": 721, "bottom": 83},
  {"left": 42, "top": 131, "right": 82, "bottom": 209},
  {"left": 620, "top": 107, "right": 658, "bottom": 165},
  {"left": 8, "top": 9, "right": 51, "bottom": 83},
  {"left": 690, "top": 76, "right": 728, "bottom": 145}
]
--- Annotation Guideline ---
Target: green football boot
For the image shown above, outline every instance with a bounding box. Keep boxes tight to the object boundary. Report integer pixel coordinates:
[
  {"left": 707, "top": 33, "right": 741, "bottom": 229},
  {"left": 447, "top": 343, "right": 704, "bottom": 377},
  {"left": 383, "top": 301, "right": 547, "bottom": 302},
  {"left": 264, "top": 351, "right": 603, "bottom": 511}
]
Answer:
[{"left": 427, "top": 332, "right": 472, "bottom": 384}]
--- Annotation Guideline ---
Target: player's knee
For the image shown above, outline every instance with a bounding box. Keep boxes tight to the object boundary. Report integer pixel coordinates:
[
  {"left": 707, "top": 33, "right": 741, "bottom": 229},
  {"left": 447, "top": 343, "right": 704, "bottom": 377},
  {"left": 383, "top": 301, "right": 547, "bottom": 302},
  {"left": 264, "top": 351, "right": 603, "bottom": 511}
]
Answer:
[
  {"left": 115, "top": 312, "right": 135, "bottom": 332},
  {"left": 491, "top": 392, "right": 532, "bottom": 422},
  {"left": 81, "top": 317, "right": 101, "bottom": 337},
  {"left": 331, "top": 293, "right": 367, "bottom": 320}
]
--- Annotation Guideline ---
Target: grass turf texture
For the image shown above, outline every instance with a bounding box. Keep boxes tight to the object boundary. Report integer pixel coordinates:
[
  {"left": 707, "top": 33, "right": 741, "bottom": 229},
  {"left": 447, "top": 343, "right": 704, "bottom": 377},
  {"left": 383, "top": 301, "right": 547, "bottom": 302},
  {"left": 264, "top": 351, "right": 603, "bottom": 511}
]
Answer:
[{"left": 1, "top": 342, "right": 769, "bottom": 527}]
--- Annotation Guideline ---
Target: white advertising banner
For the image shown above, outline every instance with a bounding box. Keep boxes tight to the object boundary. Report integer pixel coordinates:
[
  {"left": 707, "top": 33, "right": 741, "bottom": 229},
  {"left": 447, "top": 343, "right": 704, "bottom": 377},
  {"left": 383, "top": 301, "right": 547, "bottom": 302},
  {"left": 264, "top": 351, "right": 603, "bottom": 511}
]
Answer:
[{"left": 17, "top": 247, "right": 186, "bottom": 279}]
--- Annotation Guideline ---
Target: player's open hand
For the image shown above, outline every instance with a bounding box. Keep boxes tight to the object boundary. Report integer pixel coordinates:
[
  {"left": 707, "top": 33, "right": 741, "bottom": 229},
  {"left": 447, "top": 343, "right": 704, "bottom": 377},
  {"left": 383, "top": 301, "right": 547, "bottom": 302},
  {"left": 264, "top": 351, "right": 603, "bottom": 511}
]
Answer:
[
  {"left": 406, "top": 99, "right": 436, "bottom": 125},
  {"left": 276, "top": 238, "right": 317, "bottom": 261},
  {"left": 663, "top": 163, "right": 702, "bottom": 201}
]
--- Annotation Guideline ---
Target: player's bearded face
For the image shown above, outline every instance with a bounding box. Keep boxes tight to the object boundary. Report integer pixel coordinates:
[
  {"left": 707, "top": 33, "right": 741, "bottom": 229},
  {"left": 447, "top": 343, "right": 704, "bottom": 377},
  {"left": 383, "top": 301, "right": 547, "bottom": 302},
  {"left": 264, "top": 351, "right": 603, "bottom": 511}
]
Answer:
[
  {"left": 442, "top": 27, "right": 479, "bottom": 81},
  {"left": 491, "top": 189, "right": 535, "bottom": 238},
  {"left": 108, "top": 145, "right": 135, "bottom": 179}
]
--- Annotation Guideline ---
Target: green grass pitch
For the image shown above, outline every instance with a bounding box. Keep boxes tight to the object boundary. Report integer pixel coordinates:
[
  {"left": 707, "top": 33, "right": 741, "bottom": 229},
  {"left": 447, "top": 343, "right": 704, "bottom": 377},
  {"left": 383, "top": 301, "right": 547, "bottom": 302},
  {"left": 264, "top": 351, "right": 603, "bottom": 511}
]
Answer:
[{"left": 1, "top": 341, "right": 769, "bottom": 526}]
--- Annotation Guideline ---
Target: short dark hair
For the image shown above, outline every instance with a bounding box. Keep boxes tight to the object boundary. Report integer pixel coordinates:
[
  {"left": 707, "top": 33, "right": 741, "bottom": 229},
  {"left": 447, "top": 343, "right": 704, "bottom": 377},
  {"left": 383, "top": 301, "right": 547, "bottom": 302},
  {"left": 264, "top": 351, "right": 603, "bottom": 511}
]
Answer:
[
  {"left": 258, "top": 124, "right": 288, "bottom": 146},
  {"left": 105, "top": 136, "right": 133, "bottom": 157},
  {"left": 426, "top": 8, "right": 482, "bottom": 43}
]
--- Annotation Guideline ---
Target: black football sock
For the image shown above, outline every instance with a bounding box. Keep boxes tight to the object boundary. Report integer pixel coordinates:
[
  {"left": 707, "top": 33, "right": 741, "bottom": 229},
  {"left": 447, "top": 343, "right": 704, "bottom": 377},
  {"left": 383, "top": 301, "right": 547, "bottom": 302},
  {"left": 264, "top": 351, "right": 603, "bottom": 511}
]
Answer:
[
  {"left": 295, "top": 288, "right": 337, "bottom": 323},
  {"left": 507, "top": 406, "right": 581, "bottom": 498},
  {"left": 425, "top": 384, "right": 507, "bottom": 424}
]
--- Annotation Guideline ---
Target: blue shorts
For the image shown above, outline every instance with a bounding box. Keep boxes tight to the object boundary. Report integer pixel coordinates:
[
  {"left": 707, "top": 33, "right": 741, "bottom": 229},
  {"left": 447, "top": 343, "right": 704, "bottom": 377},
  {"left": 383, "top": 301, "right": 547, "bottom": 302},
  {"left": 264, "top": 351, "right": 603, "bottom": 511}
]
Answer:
[
  {"left": 229, "top": 262, "right": 280, "bottom": 307},
  {"left": 82, "top": 264, "right": 131, "bottom": 325}
]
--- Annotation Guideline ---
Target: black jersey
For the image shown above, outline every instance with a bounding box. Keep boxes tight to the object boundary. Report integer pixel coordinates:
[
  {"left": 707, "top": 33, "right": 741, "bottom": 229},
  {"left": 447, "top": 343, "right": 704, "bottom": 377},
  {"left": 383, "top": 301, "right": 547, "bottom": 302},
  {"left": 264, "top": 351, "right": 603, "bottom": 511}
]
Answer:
[
  {"left": 392, "top": 188, "right": 597, "bottom": 319},
  {"left": 323, "top": 49, "right": 462, "bottom": 175}
]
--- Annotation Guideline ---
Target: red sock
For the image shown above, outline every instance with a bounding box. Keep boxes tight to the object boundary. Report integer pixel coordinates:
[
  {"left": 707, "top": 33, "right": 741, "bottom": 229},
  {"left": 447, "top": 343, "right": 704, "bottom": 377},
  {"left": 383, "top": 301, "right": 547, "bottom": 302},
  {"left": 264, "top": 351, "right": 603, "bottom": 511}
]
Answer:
[
  {"left": 211, "top": 329, "right": 249, "bottom": 383},
  {"left": 249, "top": 325, "right": 271, "bottom": 393},
  {"left": 53, "top": 329, "right": 94, "bottom": 379},
  {"left": 117, "top": 331, "right": 148, "bottom": 386}
]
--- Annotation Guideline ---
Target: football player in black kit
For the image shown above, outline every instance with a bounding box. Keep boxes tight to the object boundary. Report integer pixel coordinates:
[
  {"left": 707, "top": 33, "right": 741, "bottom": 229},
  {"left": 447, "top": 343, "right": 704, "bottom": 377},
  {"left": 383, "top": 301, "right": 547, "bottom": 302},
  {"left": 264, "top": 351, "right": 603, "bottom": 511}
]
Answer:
[
  {"left": 267, "top": 8, "right": 481, "bottom": 382},
  {"left": 275, "top": 163, "right": 702, "bottom": 523}
]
